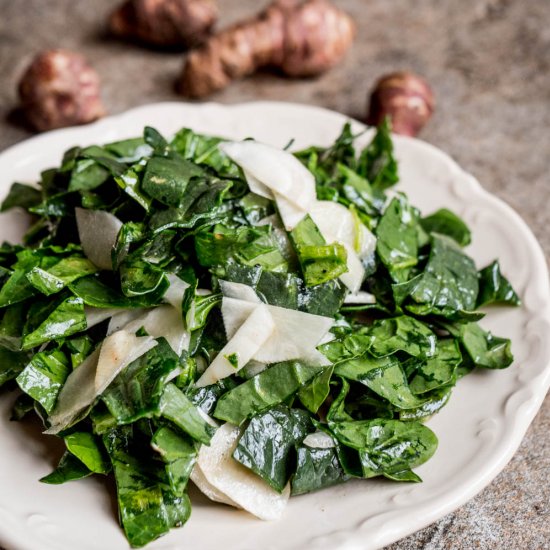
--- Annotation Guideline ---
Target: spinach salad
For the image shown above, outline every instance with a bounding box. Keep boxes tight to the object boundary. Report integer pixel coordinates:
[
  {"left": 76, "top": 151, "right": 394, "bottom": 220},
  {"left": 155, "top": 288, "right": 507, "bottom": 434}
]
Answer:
[{"left": 0, "top": 121, "right": 519, "bottom": 547}]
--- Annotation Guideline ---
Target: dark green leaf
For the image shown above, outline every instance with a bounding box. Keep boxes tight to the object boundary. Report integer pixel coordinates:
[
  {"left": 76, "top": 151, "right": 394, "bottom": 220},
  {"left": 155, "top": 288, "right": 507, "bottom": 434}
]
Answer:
[
  {"left": 152, "top": 426, "right": 197, "bottom": 494},
  {"left": 477, "top": 260, "right": 521, "bottom": 307},
  {"left": 26, "top": 256, "right": 98, "bottom": 296},
  {"left": 405, "top": 234, "right": 479, "bottom": 316},
  {"left": 159, "top": 383, "right": 215, "bottom": 444},
  {"left": 22, "top": 295, "right": 87, "bottom": 349},
  {"left": 233, "top": 406, "right": 312, "bottom": 492},
  {"left": 458, "top": 322, "right": 513, "bottom": 369},
  {"left": 1, "top": 183, "right": 42, "bottom": 212},
  {"left": 409, "top": 339, "right": 462, "bottom": 394},
  {"left": 214, "top": 361, "right": 320, "bottom": 425},
  {"left": 335, "top": 355, "right": 425, "bottom": 409},
  {"left": 16, "top": 349, "right": 70, "bottom": 412},
  {"left": 298, "top": 365, "right": 334, "bottom": 413},
  {"left": 329, "top": 419, "right": 437, "bottom": 478},
  {"left": 375, "top": 195, "right": 419, "bottom": 283},
  {"left": 40, "top": 451, "right": 92, "bottom": 484},
  {"left": 420, "top": 208, "right": 471, "bottom": 246},
  {"left": 0, "top": 347, "right": 30, "bottom": 387},
  {"left": 102, "top": 338, "right": 179, "bottom": 423},
  {"left": 291, "top": 445, "right": 348, "bottom": 496}
]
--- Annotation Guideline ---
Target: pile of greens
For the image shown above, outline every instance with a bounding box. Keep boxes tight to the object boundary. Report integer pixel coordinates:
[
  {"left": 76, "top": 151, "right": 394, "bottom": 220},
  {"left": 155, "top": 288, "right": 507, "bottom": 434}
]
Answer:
[{"left": 0, "top": 121, "right": 519, "bottom": 547}]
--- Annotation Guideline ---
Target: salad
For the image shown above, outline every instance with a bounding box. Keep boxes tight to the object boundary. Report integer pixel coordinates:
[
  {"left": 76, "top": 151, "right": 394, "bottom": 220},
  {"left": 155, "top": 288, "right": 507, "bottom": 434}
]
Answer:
[{"left": 0, "top": 121, "right": 520, "bottom": 547}]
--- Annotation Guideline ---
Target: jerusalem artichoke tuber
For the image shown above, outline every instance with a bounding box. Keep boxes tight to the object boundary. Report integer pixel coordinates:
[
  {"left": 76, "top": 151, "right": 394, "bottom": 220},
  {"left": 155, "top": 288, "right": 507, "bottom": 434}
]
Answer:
[
  {"left": 109, "top": 0, "right": 218, "bottom": 49},
  {"left": 367, "top": 71, "right": 434, "bottom": 137},
  {"left": 178, "top": 0, "right": 355, "bottom": 98},
  {"left": 18, "top": 50, "right": 105, "bottom": 132}
]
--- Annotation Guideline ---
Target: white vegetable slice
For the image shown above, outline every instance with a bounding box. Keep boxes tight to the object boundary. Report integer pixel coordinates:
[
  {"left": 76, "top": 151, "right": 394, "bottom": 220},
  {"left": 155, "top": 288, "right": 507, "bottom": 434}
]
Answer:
[
  {"left": 191, "top": 463, "right": 240, "bottom": 507},
  {"left": 338, "top": 242, "right": 366, "bottom": 294},
  {"left": 44, "top": 347, "right": 100, "bottom": 434},
  {"left": 243, "top": 170, "right": 273, "bottom": 200},
  {"left": 196, "top": 423, "right": 290, "bottom": 520},
  {"left": 303, "top": 431, "right": 336, "bottom": 449},
  {"left": 220, "top": 141, "right": 315, "bottom": 210},
  {"left": 274, "top": 192, "right": 307, "bottom": 231},
  {"left": 75, "top": 208, "right": 122, "bottom": 271},
  {"left": 106, "top": 308, "right": 149, "bottom": 335},
  {"left": 219, "top": 280, "right": 261, "bottom": 303},
  {"left": 344, "top": 291, "right": 376, "bottom": 304},
  {"left": 46, "top": 331, "right": 156, "bottom": 434},
  {"left": 253, "top": 305, "right": 333, "bottom": 364},
  {"left": 85, "top": 307, "right": 123, "bottom": 330},
  {"left": 310, "top": 201, "right": 356, "bottom": 248},
  {"left": 121, "top": 305, "right": 189, "bottom": 356},
  {"left": 221, "top": 297, "right": 258, "bottom": 340},
  {"left": 94, "top": 331, "right": 157, "bottom": 393},
  {"left": 196, "top": 305, "right": 275, "bottom": 387},
  {"left": 163, "top": 273, "right": 190, "bottom": 311}
]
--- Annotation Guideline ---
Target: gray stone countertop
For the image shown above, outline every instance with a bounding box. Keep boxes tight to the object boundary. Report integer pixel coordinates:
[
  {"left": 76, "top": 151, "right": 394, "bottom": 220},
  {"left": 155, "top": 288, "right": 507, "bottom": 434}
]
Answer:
[{"left": 0, "top": 1, "right": 548, "bottom": 548}]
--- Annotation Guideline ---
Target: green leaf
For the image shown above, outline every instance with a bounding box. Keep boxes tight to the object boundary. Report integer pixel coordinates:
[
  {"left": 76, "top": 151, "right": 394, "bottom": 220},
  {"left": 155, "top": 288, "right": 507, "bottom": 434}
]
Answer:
[
  {"left": 420, "top": 208, "right": 471, "bottom": 246},
  {"left": 233, "top": 406, "right": 312, "bottom": 492},
  {"left": 0, "top": 347, "right": 30, "bottom": 387},
  {"left": 335, "top": 355, "right": 425, "bottom": 409},
  {"left": 196, "top": 224, "right": 287, "bottom": 273},
  {"left": 102, "top": 338, "right": 179, "bottom": 424},
  {"left": 214, "top": 361, "right": 320, "bottom": 425},
  {"left": 405, "top": 234, "right": 479, "bottom": 316},
  {"left": 185, "top": 292, "right": 222, "bottom": 332},
  {"left": 1, "top": 183, "right": 42, "bottom": 212},
  {"left": 298, "top": 365, "right": 334, "bottom": 414},
  {"left": 40, "top": 451, "right": 93, "bottom": 484},
  {"left": 151, "top": 426, "right": 197, "bottom": 494},
  {"left": 142, "top": 156, "right": 205, "bottom": 207},
  {"left": 170, "top": 128, "right": 240, "bottom": 177},
  {"left": 477, "top": 260, "right": 521, "bottom": 307},
  {"left": 409, "top": 339, "right": 462, "bottom": 394},
  {"left": 290, "top": 216, "right": 348, "bottom": 286},
  {"left": 22, "top": 295, "right": 87, "bottom": 349},
  {"left": 375, "top": 195, "right": 419, "bottom": 283},
  {"left": 64, "top": 431, "right": 111, "bottom": 474},
  {"left": 329, "top": 419, "right": 438, "bottom": 478},
  {"left": 70, "top": 275, "right": 168, "bottom": 309},
  {"left": 120, "top": 257, "right": 166, "bottom": 297},
  {"left": 365, "top": 316, "right": 437, "bottom": 359},
  {"left": 291, "top": 445, "right": 348, "bottom": 496},
  {"left": 26, "top": 256, "right": 98, "bottom": 296},
  {"left": 458, "top": 322, "right": 513, "bottom": 369},
  {"left": 103, "top": 426, "right": 191, "bottom": 548},
  {"left": 399, "top": 386, "right": 452, "bottom": 420},
  {"left": 358, "top": 118, "right": 399, "bottom": 192},
  {"left": 159, "top": 383, "right": 216, "bottom": 444},
  {"left": 16, "top": 349, "right": 70, "bottom": 412}
]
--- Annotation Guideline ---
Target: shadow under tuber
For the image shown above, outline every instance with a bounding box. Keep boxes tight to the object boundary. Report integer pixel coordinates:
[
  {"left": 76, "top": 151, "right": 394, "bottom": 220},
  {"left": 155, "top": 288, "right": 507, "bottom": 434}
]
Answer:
[
  {"left": 367, "top": 71, "right": 434, "bottom": 137},
  {"left": 18, "top": 49, "right": 105, "bottom": 132},
  {"left": 110, "top": 0, "right": 218, "bottom": 49},
  {"left": 178, "top": 0, "right": 356, "bottom": 98}
]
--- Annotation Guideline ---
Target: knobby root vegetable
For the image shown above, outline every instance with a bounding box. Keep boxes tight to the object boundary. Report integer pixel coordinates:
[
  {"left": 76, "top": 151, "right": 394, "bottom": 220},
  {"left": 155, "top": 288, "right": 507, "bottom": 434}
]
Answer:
[
  {"left": 366, "top": 71, "right": 434, "bottom": 137},
  {"left": 18, "top": 50, "right": 105, "bottom": 132},
  {"left": 178, "top": 0, "right": 355, "bottom": 98},
  {"left": 110, "top": 0, "right": 218, "bottom": 48}
]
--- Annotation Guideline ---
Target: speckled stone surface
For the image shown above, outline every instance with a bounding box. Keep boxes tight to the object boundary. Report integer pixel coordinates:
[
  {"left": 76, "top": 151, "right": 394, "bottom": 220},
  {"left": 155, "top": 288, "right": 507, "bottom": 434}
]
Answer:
[{"left": 0, "top": 1, "right": 548, "bottom": 549}]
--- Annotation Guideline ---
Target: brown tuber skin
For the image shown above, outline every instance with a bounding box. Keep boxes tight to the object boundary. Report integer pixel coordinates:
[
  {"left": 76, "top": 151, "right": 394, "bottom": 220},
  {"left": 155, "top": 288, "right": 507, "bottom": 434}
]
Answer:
[
  {"left": 178, "top": 0, "right": 355, "bottom": 98},
  {"left": 367, "top": 71, "right": 434, "bottom": 137},
  {"left": 18, "top": 50, "right": 105, "bottom": 132},
  {"left": 110, "top": 0, "right": 218, "bottom": 49}
]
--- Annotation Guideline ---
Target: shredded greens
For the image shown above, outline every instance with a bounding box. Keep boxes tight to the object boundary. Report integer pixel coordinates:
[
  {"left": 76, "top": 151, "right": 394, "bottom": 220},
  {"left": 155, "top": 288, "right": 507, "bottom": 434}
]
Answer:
[{"left": 0, "top": 121, "right": 519, "bottom": 547}]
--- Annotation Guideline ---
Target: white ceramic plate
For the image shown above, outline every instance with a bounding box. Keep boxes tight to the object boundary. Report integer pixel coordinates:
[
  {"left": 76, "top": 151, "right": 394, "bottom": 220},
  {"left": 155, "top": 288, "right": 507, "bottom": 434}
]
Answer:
[{"left": 0, "top": 102, "right": 548, "bottom": 550}]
